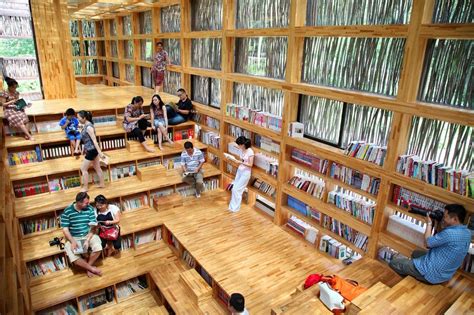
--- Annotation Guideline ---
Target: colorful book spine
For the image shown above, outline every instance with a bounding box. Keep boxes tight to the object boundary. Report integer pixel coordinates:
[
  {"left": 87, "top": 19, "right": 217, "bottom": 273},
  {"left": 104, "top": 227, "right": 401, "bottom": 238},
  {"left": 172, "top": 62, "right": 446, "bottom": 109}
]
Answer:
[
  {"left": 344, "top": 141, "right": 387, "bottom": 166},
  {"left": 290, "top": 148, "right": 329, "bottom": 174},
  {"left": 8, "top": 146, "right": 43, "bottom": 166},
  {"left": 322, "top": 216, "right": 368, "bottom": 251},
  {"left": 288, "top": 175, "right": 325, "bottom": 199},
  {"left": 392, "top": 185, "right": 446, "bottom": 212},
  {"left": 226, "top": 103, "right": 282, "bottom": 132},
  {"left": 328, "top": 189, "right": 376, "bottom": 225},
  {"left": 330, "top": 163, "right": 380, "bottom": 195}
]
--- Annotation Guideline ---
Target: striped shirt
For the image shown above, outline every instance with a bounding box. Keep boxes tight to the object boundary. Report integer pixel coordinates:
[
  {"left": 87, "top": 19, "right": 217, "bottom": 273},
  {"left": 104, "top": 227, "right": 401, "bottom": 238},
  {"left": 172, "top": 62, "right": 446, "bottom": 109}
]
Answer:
[
  {"left": 60, "top": 203, "right": 97, "bottom": 237},
  {"left": 181, "top": 148, "right": 205, "bottom": 172},
  {"left": 413, "top": 224, "right": 471, "bottom": 284}
]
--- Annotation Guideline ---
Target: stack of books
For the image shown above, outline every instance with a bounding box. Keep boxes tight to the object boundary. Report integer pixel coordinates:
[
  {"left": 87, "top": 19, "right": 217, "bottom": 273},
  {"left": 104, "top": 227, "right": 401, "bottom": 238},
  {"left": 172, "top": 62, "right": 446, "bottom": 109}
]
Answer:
[
  {"left": 150, "top": 188, "right": 174, "bottom": 201},
  {"left": 288, "top": 175, "right": 325, "bottom": 199},
  {"left": 111, "top": 163, "right": 136, "bottom": 180},
  {"left": 255, "top": 153, "right": 278, "bottom": 177},
  {"left": 330, "top": 163, "right": 380, "bottom": 195},
  {"left": 392, "top": 185, "right": 446, "bottom": 212},
  {"left": 134, "top": 228, "right": 159, "bottom": 245},
  {"left": 287, "top": 195, "right": 310, "bottom": 216},
  {"left": 290, "top": 148, "right": 329, "bottom": 174},
  {"left": 287, "top": 215, "right": 319, "bottom": 244},
  {"left": 182, "top": 250, "right": 196, "bottom": 268},
  {"left": 121, "top": 236, "right": 133, "bottom": 250},
  {"left": 137, "top": 159, "right": 161, "bottom": 169},
  {"left": 14, "top": 181, "right": 49, "bottom": 197},
  {"left": 79, "top": 288, "right": 113, "bottom": 311},
  {"left": 226, "top": 103, "right": 282, "bottom": 132},
  {"left": 396, "top": 154, "right": 473, "bottom": 197},
  {"left": 93, "top": 115, "right": 117, "bottom": 126},
  {"left": 116, "top": 276, "right": 148, "bottom": 299},
  {"left": 123, "top": 194, "right": 149, "bottom": 211},
  {"left": 100, "top": 136, "right": 126, "bottom": 150},
  {"left": 328, "top": 189, "right": 376, "bottom": 224},
  {"left": 163, "top": 155, "right": 181, "bottom": 170},
  {"left": 172, "top": 128, "right": 194, "bottom": 141},
  {"left": 48, "top": 175, "right": 82, "bottom": 192},
  {"left": 8, "top": 146, "right": 42, "bottom": 166},
  {"left": 344, "top": 141, "right": 387, "bottom": 166},
  {"left": 21, "top": 216, "right": 57, "bottom": 235},
  {"left": 254, "top": 134, "right": 280, "bottom": 154},
  {"left": 319, "top": 235, "right": 361, "bottom": 260}
]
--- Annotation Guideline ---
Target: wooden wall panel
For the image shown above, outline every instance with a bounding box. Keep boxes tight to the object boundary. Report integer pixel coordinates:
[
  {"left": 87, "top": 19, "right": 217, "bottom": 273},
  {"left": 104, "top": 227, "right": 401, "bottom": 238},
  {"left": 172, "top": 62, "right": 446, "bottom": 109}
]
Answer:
[{"left": 30, "top": 0, "right": 76, "bottom": 99}]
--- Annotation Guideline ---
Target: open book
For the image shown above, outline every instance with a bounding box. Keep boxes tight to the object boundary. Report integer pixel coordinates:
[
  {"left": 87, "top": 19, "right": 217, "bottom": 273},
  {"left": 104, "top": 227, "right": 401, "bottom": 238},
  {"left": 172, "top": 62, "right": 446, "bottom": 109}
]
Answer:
[
  {"left": 224, "top": 152, "right": 238, "bottom": 162},
  {"left": 15, "top": 98, "right": 28, "bottom": 110},
  {"left": 72, "top": 238, "right": 88, "bottom": 255}
]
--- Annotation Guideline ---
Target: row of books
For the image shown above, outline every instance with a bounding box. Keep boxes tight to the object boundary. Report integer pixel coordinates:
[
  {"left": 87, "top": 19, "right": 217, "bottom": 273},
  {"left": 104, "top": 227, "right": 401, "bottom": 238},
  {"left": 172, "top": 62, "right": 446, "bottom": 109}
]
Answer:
[
  {"left": 79, "top": 287, "right": 113, "bottom": 311},
  {"left": 21, "top": 216, "right": 57, "bottom": 235},
  {"left": 226, "top": 103, "right": 283, "bottom": 132},
  {"left": 49, "top": 175, "right": 82, "bottom": 192},
  {"left": 8, "top": 146, "right": 42, "bottom": 165},
  {"left": 328, "top": 189, "right": 376, "bottom": 225},
  {"left": 150, "top": 188, "right": 174, "bottom": 201},
  {"left": 254, "top": 134, "right": 280, "bottom": 154},
  {"left": 164, "top": 156, "right": 182, "bottom": 169},
  {"left": 287, "top": 215, "right": 319, "bottom": 244},
  {"left": 322, "top": 216, "right": 368, "bottom": 251},
  {"left": 111, "top": 164, "right": 137, "bottom": 180},
  {"left": 255, "top": 194, "right": 275, "bottom": 216},
  {"left": 392, "top": 185, "right": 446, "bottom": 212},
  {"left": 123, "top": 194, "right": 149, "bottom": 211},
  {"left": 42, "top": 144, "right": 75, "bottom": 160},
  {"left": 207, "top": 151, "right": 220, "bottom": 167},
  {"left": 121, "top": 236, "right": 133, "bottom": 250},
  {"left": 176, "top": 178, "right": 220, "bottom": 197},
  {"left": 287, "top": 195, "right": 315, "bottom": 217},
  {"left": 167, "top": 233, "right": 180, "bottom": 251},
  {"left": 182, "top": 250, "right": 196, "bottom": 268},
  {"left": 251, "top": 178, "right": 276, "bottom": 198},
  {"left": 228, "top": 124, "right": 251, "bottom": 139},
  {"left": 288, "top": 175, "right": 325, "bottom": 199},
  {"left": 330, "top": 163, "right": 380, "bottom": 195},
  {"left": 137, "top": 159, "right": 161, "bottom": 169},
  {"left": 116, "top": 276, "right": 148, "bottom": 299},
  {"left": 201, "top": 130, "right": 220, "bottom": 149},
  {"left": 27, "top": 255, "right": 66, "bottom": 278},
  {"left": 344, "top": 141, "right": 387, "bottom": 166},
  {"left": 93, "top": 115, "right": 117, "bottom": 126},
  {"left": 100, "top": 137, "right": 126, "bottom": 150},
  {"left": 320, "top": 235, "right": 361, "bottom": 261},
  {"left": 255, "top": 153, "right": 279, "bottom": 177},
  {"left": 37, "top": 302, "right": 78, "bottom": 315},
  {"left": 14, "top": 181, "right": 49, "bottom": 198},
  {"left": 291, "top": 148, "right": 329, "bottom": 174},
  {"left": 135, "top": 227, "right": 161, "bottom": 245},
  {"left": 173, "top": 128, "right": 195, "bottom": 141},
  {"left": 386, "top": 213, "right": 426, "bottom": 248},
  {"left": 396, "top": 154, "right": 473, "bottom": 197},
  {"left": 193, "top": 113, "right": 220, "bottom": 130}
]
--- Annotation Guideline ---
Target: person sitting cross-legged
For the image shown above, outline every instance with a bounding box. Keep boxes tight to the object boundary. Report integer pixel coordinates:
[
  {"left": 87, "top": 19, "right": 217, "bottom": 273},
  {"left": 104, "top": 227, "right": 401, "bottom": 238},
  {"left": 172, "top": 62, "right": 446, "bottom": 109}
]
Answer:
[
  {"left": 61, "top": 192, "right": 103, "bottom": 277},
  {"left": 180, "top": 141, "right": 205, "bottom": 198}
]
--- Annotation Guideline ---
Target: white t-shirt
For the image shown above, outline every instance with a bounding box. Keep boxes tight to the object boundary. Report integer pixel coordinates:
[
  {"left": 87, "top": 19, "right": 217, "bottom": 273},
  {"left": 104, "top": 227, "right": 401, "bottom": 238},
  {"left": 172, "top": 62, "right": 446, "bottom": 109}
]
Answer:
[
  {"left": 238, "top": 148, "right": 254, "bottom": 173},
  {"left": 95, "top": 204, "right": 120, "bottom": 222}
]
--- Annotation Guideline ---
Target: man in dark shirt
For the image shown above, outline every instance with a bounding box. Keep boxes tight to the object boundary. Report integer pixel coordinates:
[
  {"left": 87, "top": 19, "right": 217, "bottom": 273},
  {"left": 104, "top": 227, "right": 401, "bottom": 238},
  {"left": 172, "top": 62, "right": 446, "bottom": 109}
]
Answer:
[{"left": 167, "top": 88, "right": 193, "bottom": 125}]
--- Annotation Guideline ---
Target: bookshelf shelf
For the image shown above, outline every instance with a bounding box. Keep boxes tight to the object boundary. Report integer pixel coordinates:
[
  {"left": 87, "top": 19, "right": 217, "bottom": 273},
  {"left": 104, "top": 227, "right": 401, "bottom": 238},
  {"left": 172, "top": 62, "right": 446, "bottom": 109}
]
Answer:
[
  {"left": 224, "top": 116, "right": 280, "bottom": 142},
  {"left": 378, "top": 231, "right": 423, "bottom": 258},
  {"left": 386, "top": 202, "right": 427, "bottom": 223}
]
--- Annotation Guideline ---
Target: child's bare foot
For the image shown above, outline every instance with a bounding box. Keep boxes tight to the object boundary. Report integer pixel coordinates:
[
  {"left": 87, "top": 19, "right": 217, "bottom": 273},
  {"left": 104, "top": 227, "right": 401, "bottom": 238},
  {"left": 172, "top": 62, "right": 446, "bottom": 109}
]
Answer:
[
  {"left": 158, "top": 145, "right": 163, "bottom": 150},
  {"left": 145, "top": 147, "right": 155, "bottom": 153}
]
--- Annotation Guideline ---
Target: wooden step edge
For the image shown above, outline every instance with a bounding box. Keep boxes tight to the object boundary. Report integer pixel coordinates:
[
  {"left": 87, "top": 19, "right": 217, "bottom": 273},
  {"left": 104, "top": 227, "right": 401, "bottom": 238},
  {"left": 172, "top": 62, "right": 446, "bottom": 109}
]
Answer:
[
  {"left": 178, "top": 269, "right": 213, "bottom": 305},
  {"left": 345, "top": 282, "right": 390, "bottom": 315},
  {"left": 444, "top": 291, "right": 474, "bottom": 315}
]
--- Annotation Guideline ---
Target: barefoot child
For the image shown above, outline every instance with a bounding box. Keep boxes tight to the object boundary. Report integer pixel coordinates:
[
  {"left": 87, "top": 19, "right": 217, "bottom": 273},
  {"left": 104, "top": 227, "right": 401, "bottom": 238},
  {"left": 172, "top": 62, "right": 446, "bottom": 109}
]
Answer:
[{"left": 59, "top": 108, "right": 81, "bottom": 156}]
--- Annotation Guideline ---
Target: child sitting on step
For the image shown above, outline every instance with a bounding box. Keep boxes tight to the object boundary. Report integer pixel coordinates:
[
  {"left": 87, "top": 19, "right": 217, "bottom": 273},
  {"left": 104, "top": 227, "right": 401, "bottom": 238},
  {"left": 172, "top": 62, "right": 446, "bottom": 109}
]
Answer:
[{"left": 59, "top": 108, "right": 81, "bottom": 156}]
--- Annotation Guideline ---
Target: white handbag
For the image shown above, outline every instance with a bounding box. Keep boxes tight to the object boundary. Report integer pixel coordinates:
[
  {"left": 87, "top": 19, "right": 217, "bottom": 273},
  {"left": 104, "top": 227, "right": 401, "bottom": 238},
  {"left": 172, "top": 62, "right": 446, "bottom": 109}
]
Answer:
[{"left": 319, "top": 282, "right": 345, "bottom": 312}]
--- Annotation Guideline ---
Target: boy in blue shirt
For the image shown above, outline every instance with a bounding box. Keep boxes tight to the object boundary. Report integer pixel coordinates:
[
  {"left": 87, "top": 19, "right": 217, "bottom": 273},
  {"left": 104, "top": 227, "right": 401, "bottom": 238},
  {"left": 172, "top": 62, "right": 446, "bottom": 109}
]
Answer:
[{"left": 59, "top": 108, "right": 81, "bottom": 156}]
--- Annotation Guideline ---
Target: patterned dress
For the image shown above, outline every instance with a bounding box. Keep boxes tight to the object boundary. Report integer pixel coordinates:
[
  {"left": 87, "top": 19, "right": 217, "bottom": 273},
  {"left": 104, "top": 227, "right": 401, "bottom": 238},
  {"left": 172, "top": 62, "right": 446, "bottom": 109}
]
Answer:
[
  {"left": 151, "top": 50, "right": 169, "bottom": 86},
  {"left": 1, "top": 90, "right": 29, "bottom": 128},
  {"left": 123, "top": 104, "right": 144, "bottom": 132}
]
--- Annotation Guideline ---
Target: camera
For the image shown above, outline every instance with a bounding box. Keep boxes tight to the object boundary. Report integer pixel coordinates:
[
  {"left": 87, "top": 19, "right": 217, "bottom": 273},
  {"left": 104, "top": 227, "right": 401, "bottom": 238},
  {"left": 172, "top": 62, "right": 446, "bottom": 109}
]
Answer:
[
  {"left": 49, "top": 237, "right": 65, "bottom": 250},
  {"left": 409, "top": 205, "right": 444, "bottom": 222}
]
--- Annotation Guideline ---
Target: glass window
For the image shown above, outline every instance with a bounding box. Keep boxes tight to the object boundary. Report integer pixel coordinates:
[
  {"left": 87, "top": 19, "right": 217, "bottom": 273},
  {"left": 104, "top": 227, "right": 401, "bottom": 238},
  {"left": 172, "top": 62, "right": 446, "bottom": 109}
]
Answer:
[
  {"left": 141, "top": 67, "right": 152, "bottom": 88},
  {"left": 161, "top": 5, "right": 181, "bottom": 33},
  {"left": 82, "top": 20, "right": 96, "bottom": 37},
  {"left": 232, "top": 82, "right": 284, "bottom": 117},
  {"left": 191, "top": 75, "right": 221, "bottom": 108},
  {"left": 139, "top": 11, "right": 152, "bottom": 34},
  {"left": 163, "top": 39, "right": 180, "bottom": 65},
  {"left": 191, "top": 38, "right": 221, "bottom": 70},
  {"left": 125, "top": 64, "right": 135, "bottom": 83},
  {"left": 122, "top": 16, "right": 132, "bottom": 36},
  {"left": 163, "top": 71, "right": 182, "bottom": 94},
  {"left": 236, "top": 0, "right": 289, "bottom": 29},
  {"left": 85, "top": 59, "right": 98, "bottom": 74},
  {"left": 191, "top": 0, "right": 222, "bottom": 31},
  {"left": 432, "top": 0, "right": 474, "bottom": 24},
  {"left": 140, "top": 39, "right": 153, "bottom": 61}
]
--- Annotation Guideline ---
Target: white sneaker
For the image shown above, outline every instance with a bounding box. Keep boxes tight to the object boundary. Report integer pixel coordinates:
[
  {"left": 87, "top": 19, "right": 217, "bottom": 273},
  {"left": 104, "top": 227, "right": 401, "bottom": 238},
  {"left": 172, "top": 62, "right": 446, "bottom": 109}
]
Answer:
[{"left": 195, "top": 192, "right": 201, "bottom": 198}]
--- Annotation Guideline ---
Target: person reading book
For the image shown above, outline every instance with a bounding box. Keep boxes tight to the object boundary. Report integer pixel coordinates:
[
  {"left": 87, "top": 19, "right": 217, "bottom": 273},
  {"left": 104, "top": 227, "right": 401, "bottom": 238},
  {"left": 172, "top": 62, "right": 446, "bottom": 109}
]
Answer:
[
  {"left": 61, "top": 192, "right": 103, "bottom": 277},
  {"left": 227, "top": 136, "right": 254, "bottom": 213},
  {"left": 0, "top": 76, "right": 34, "bottom": 140},
  {"left": 94, "top": 195, "right": 121, "bottom": 257},
  {"left": 228, "top": 293, "right": 249, "bottom": 315},
  {"left": 166, "top": 88, "right": 193, "bottom": 125},
  {"left": 389, "top": 204, "right": 471, "bottom": 284},
  {"left": 59, "top": 108, "right": 81, "bottom": 156},
  {"left": 123, "top": 96, "right": 155, "bottom": 153},
  {"left": 180, "top": 141, "right": 205, "bottom": 198}
]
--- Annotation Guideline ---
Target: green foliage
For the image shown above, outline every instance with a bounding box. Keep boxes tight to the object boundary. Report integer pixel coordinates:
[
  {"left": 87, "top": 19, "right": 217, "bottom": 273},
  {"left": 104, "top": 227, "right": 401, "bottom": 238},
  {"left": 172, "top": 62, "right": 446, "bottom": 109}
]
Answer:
[{"left": 0, "top": 38, "right": 36, "bottom": 57}]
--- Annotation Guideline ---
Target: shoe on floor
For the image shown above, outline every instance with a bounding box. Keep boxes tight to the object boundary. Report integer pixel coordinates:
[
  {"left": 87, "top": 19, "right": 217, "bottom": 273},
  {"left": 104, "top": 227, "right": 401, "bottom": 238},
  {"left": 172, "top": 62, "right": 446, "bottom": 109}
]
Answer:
[{"left": 195, "top": 192, "right": 201, "bottom": 198}]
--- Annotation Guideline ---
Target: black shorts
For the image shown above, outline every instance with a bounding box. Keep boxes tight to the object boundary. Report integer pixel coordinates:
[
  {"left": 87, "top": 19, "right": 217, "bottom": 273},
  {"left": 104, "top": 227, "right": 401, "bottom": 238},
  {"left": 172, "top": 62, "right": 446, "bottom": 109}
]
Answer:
[{"left": 85, "top": 149, "right": 99, "bottom": 161}]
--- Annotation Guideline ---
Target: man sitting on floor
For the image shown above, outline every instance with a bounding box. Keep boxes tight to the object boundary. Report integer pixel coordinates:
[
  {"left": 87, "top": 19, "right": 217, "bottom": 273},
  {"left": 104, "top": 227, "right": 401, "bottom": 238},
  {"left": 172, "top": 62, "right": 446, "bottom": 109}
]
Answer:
[
  {"left": 61, "top": 192, "right": 103, "bottom": 277},
  {"left": 389, "top": 204, "right": 471, "bottom": 284},
  {"left": 181, "top": 141, "right": 205, "bottom": 198},
  {"left": 228, "top": 293, "right": 249, "bottom": 315}
]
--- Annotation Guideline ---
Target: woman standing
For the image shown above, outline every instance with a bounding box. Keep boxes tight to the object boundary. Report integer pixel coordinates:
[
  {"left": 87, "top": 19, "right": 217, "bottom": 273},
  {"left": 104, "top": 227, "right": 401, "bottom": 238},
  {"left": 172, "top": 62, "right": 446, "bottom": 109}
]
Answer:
[
  {"left": 123, "top": 96, "right": 155, "bottom": 153},
  {"left": 151, "top": 42, "right": 170, "bottom": 93},
  {"left": 77, "top": 110, "right": 105, "bottom": 192},
  {"left": 228, "top": 136, "right": 254, "bottom": 213},
  {"left": 0, "top": 76, "right": 34, "bottom": 140},
  {"left": 94, "top": 195, "right": 121, "bottom": 257},
  {"left": 150, "top": 94, "right": 173, "bottom": 150}
]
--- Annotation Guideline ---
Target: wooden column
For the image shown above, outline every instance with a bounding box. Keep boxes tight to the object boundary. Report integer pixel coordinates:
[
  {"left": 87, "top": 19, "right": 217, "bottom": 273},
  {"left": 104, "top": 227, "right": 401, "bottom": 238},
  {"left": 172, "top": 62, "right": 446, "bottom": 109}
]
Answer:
[{"left": 30, "top": 0, "right": 76, "bottom": 99}]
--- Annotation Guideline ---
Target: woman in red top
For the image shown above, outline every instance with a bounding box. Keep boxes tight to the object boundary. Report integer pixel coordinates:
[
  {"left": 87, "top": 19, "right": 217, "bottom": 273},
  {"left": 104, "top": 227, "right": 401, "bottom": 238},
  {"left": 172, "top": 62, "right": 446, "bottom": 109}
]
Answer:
[{"left": 151, "top": 42, "right": 170, "bottom": 93}]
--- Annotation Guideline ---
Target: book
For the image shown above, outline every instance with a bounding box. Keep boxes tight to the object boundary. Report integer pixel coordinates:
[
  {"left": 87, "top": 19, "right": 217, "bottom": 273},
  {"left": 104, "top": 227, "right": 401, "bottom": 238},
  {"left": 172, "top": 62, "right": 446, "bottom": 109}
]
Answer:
[
  {"left": 72, "top": 238, "right": 89, "bottom": 255},
  {"left": 15, "top": 98, "right": 28, "bottom": 110},
  {"left": 224, "top": 152, "right": 238, "bottom": 162}
]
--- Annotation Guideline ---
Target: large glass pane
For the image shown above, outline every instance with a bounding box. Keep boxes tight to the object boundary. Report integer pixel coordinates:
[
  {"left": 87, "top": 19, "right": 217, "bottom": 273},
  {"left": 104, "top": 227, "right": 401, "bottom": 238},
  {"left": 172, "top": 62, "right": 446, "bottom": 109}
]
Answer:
[
  {"left": 123, "top": 15, "right": 132, "bottom": 35},
  {"left": 141, "top": 67, "right": 152, "bottom": 88},
  {"left": 124, "top": 40, "right": 133, "bottom": 59},
  {"left": 236, "top": 0, "right": 289, "bottom": 29},
  {"left": 235, "top": 37, "right": 287, "bottom": 80},
  {"left": 432, "top": 0, "right": 474, "bottom": 24},
  {"left": 110, "top": 40, "right": 118, "bottom": 57},
  {"left": 191, "top": 38, "right": 221, "bottom": 70},
  {"left": 232, "top": 82, "right": 283, "bottom": 116},
  {"left": 112, "top": 62, "right": 119, "bottom": 78},
  {"left": 302, "top": 37, "right": 406, "bottom": 96},
  {"left": 192, "top": 75, "right": 209, "bottom": 105},
  {"left": 110, "top": 19, "right": 117, "bottom": 36},
  {"left": 85, "top": 59, "right": 98, "bottom": 74},
  {"left": 191, "top": 0, "right": 223, "bottom": 31},
  {"left": 140, "top": 39, "right": 153, "bottom": 61},
  {"left": 84, "top": 40, "right": 96, "bottom": 56},
  {"left": 73, "top": 59, "right": 82, "bottom": 75},
  {"left": 125, "top": 64, "right": 135, "bottom": 83},
  {"left": 82, "top": 20, "right": 96, "bottom": 37},
  {"left": 210, "top": 78, "right": 221, "bottom": 108},
  {"left": 163, "top": 39, "right": 180, "bottom": 65},
  {"left": 70, "top": 20, "right": 79, "bottom": 37},
  {"left": 418, "top": 39, "right": 473, "bottom": 109},
  {"left": 163, "top": 71, "right": 182, "bottom": 94},
  {"left": 96, "top": 21, "right": 104, "bottom": 37},
  {"left": 71, "top": 40, "right": 81, "bottom": 56},
  {"left": 306, "top": 0, "right": 412, "bottom": 26},
  {"left": 139, "top": 11, "right": 152, "bottom": 34},
  {"left": 161, "top": 5, "right": 181, "bottom": 33}
]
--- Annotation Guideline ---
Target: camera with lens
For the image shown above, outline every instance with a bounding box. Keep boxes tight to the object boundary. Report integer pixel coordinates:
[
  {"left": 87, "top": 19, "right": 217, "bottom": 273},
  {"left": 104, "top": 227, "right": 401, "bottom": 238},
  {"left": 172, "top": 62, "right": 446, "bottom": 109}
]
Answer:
[
  {"left": 49, "top": 237, "right": 65, "bottom": 250},
  {"left": 409, "top": 205, "right": 444, "bottom": 222}
]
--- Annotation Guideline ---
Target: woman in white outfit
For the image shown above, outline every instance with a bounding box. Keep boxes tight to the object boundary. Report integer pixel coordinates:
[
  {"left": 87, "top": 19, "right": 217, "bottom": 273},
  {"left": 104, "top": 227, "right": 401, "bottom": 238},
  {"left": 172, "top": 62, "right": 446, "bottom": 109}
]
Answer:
[{"left": 228, "top": 136, "right": 254, "bottom": 212}]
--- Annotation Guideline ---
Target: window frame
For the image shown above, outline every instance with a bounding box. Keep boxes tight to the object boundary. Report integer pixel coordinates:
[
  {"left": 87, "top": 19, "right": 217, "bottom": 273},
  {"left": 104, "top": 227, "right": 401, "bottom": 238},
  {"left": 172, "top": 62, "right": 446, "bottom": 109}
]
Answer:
[{"left": 191, "top": 75, "right": 220, "bottom": 109}]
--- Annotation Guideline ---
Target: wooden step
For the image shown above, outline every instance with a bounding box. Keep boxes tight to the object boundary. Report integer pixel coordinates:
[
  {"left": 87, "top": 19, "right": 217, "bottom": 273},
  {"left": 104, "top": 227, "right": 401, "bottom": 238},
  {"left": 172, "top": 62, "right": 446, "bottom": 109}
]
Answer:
[
  {"left": 359, "top": 276, "right": 459, "bottom": 314},
  {"left": 150, "top": 261, "right": 226, "bottom": 315},
  {"left": 9, "top": 139, "right": 208, "bottom": 181},
  {"left": 153, "top": 193, "right": 183, "bottom": 211},
  {"left": 147, "top": 305, "right": 169, "bottom": 315},
  {"left": 345, "top": 282, "right": 390, "bottom": 315},
  {"left": 15, "top": 163, "right": 220, "bottom": 218},
  {"left": 179, "top": 269, "right": 213, "bottom": 305},
  {"left": 95, "top": 290, "right": 161, "bottom": 315},
  {"left": 30, "top": 241, "right": 177, "bottom": 312},
  {"left": 137, "top": 164, "right": 167, "bottom": 181},
  {"left": 445, "top": 291, "right": 474, "bottom": 315},
  {"left": 126, "top": 139, "right": 155, "bottom": 152}
]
